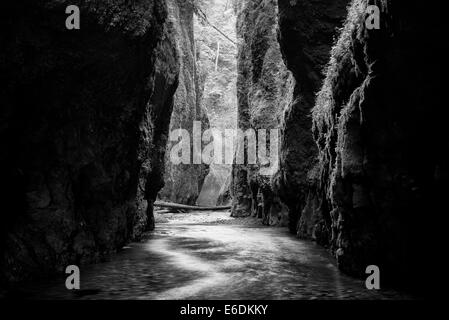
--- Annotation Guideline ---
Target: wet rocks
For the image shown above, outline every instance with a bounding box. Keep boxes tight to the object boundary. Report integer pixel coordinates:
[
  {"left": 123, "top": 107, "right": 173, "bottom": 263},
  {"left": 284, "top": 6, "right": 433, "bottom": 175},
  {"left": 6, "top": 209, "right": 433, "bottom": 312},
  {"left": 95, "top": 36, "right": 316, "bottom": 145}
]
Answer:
[
  {"left": 231, "top": 0, "right": 293, "bottom": 225},
  {"left": 194, "top": 0, "right": 238, "bottom": 207},
  {"left": 231, "top": 0, "right": 446, "bottom": 292},
  {"left": 158, "top": 0, "right": 210, "bottom": 205},
  {"left": 309, "top": 0, "right": 447, "bottom": 287},
  {"left": 0, "top": 0, "right": 179, "bottom": 282},
  {"left": 276, "top": 0, "right": 446, "bottom": 290},
  {"left": 275, "top": 0, "right": 349, "bottom": 235}
]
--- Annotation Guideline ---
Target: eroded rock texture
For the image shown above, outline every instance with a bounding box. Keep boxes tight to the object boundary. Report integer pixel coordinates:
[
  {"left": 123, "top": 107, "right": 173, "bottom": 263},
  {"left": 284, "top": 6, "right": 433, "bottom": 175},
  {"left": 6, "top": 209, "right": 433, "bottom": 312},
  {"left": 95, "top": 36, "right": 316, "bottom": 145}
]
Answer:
[
  {"left": 275, "top": 0, "right": 348, "bottom": 235},
  {"left": 309, "top": 0, "right": 447, "bottom": 287},
  {"left": 231, "top": 0, "right": 292, "bottom": 225},
  {"left": 0, "top": 0, "right": 178, "bottom": 282},
  {"left": 158, "top": 0, "right": 210, "bottom": 205},
  {"left": 195, "top": 0, "right": 238, "bottom": 207}
]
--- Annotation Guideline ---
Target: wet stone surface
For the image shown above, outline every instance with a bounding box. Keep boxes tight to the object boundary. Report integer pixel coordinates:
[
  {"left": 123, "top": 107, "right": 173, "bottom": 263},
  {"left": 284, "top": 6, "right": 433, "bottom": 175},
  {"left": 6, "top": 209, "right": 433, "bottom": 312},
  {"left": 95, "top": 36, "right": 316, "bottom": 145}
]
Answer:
[{"left": 11, "top": 211, "right": 412, "bottom": 299}]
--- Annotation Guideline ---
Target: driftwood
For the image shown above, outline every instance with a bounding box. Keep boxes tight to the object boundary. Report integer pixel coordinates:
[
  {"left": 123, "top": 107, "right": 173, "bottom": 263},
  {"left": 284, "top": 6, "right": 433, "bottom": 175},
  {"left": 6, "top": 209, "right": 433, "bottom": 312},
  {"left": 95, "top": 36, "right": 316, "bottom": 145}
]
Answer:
[
  {"left": 153, "top": 209, "right": 172, "bottom": 215},
  {"left": 154, "top": 201, "right": 231, "bottom": 211}
]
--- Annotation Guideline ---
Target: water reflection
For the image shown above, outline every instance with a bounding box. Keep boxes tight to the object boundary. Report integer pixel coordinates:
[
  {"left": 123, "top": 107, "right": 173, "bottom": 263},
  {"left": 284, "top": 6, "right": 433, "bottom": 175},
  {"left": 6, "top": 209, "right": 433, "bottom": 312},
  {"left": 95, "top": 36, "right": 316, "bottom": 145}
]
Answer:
[{"left": 12, "top": 212, "right": 412, "bottom": 299}]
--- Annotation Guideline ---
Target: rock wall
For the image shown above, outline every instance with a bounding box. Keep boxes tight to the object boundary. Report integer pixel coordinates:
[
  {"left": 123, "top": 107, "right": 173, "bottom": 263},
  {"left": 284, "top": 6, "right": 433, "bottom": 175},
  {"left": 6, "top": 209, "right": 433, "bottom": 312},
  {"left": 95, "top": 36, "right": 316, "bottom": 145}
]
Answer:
[
  {"left": 309, "top": 0, "right": 447, "bottom": 287},
  {"left": 194, "top": 0, "right": 238, "bottom": 207},
  {"left": 231, "top": 0, "right": 292, "bottom": 226},
  {"left": 275, "top": 0, "right": 446, "bottom": 290},
  {"left": 274, "top": 0, "right": 349, "bottom": 234},
  {"left": 0, "top": 0, "right": 179, "bottom": 282},
  {"left": 158, "top": 0, "right": 210, "bottom": 205}
]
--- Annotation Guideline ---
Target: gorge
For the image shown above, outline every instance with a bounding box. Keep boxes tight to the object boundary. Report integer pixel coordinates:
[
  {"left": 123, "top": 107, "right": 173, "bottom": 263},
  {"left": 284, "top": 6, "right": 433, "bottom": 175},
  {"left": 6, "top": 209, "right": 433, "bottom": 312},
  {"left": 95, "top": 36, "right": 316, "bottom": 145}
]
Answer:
[{"left": 0, "top": 0, "right": 445, "bottom": 298}]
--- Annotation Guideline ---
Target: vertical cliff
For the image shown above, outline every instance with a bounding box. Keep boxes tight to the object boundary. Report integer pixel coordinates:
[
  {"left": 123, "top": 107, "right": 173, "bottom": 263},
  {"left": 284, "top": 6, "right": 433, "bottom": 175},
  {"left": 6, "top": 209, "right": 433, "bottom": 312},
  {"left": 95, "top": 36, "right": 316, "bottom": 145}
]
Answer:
[
  {"left": 195, "top": 0, "right": 238, "bottom": 207},
  {"left": 0, "top": 0, "right": 179, "bottom": 282},
  {"left": 274, "top": 0, "right": 349, "bottom": 234},
  {"left": 309, "top": 0, "right": 447, "bottom": 287},
  {"left": 158, "top": 0, "right": 210, "bottom": 205},
  {"left": 231, "top": 0, "right": 292, "bottom": 225}
]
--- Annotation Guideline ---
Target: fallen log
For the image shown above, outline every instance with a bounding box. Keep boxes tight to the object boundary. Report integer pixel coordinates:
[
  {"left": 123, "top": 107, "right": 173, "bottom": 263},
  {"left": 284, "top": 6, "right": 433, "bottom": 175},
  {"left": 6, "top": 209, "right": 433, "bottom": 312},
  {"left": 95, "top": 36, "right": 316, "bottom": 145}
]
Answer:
[
  {"left": 154, "top": 201, "right": 231, "bottom": 211},
  {"left": 153, "top": 209, "right": 172, "bottom": 214}
]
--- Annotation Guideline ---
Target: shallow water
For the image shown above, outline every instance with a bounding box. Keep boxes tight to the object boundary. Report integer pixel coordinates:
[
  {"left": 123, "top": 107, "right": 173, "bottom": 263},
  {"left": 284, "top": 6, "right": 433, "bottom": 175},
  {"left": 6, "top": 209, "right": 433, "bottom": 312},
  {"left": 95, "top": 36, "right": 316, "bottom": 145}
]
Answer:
[{"left": 12, "top": 212, "right": 412, "bottom": 299}]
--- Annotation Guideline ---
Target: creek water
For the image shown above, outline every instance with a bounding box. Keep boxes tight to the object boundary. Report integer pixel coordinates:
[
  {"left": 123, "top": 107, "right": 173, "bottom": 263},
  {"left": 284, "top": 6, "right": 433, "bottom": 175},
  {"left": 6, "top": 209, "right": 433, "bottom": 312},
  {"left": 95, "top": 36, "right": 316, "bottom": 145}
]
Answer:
[{"left": 13, "top": 211, "right": 411, "bottom": 299}]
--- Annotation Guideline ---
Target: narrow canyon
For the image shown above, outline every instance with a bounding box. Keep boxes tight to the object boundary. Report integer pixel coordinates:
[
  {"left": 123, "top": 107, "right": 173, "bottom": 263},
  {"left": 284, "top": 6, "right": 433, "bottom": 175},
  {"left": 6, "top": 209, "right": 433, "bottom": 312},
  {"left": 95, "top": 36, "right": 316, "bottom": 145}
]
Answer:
[{"left": 0, "top": 0, "right": 445, "bottom": 299}]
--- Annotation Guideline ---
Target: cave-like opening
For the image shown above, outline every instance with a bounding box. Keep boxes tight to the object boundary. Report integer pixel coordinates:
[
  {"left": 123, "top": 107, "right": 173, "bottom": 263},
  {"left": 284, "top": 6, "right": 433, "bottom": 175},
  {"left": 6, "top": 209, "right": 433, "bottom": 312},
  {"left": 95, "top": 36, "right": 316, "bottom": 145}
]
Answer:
[
  {"left": 157, "top": 0, "right": 238, "bottom": 208},
  {"left": 194, "top": 0, "right": 238, "bottom": 206}
]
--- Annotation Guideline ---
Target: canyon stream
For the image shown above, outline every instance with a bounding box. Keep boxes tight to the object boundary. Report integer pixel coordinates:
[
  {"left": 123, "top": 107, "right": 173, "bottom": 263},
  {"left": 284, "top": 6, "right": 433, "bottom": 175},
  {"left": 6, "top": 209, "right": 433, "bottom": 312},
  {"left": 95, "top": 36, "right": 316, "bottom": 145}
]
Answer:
[{"left": 13, "top": 211, "right": 411, "bottom": 300}]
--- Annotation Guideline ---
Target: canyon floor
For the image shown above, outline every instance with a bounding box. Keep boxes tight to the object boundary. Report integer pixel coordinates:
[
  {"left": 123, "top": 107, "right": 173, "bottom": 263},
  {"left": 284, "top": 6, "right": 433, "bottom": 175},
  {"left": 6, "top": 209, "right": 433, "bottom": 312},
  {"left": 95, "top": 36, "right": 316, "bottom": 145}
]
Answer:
[{"left": 8, "top": 211, "right": 413, "bottom": 300}]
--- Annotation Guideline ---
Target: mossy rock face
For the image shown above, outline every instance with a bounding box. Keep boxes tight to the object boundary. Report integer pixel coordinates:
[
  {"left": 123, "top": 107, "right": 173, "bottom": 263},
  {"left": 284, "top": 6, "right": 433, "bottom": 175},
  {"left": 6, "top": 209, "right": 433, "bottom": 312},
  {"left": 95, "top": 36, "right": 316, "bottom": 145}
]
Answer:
[
  {"left": 231, "top": 0, "right": 293, "bottom": 220},
  {"left": 0, "top": 0, "right": 179, "bottom": 282},
  {"left": 274, "top": 0, "right": 349, "bottom": 235},
  {"left": 309, "top": 0, "right": 447, "bottom": 287},
  {"left": 158, "top": 0, "right": 211, "bottom": 206}
]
